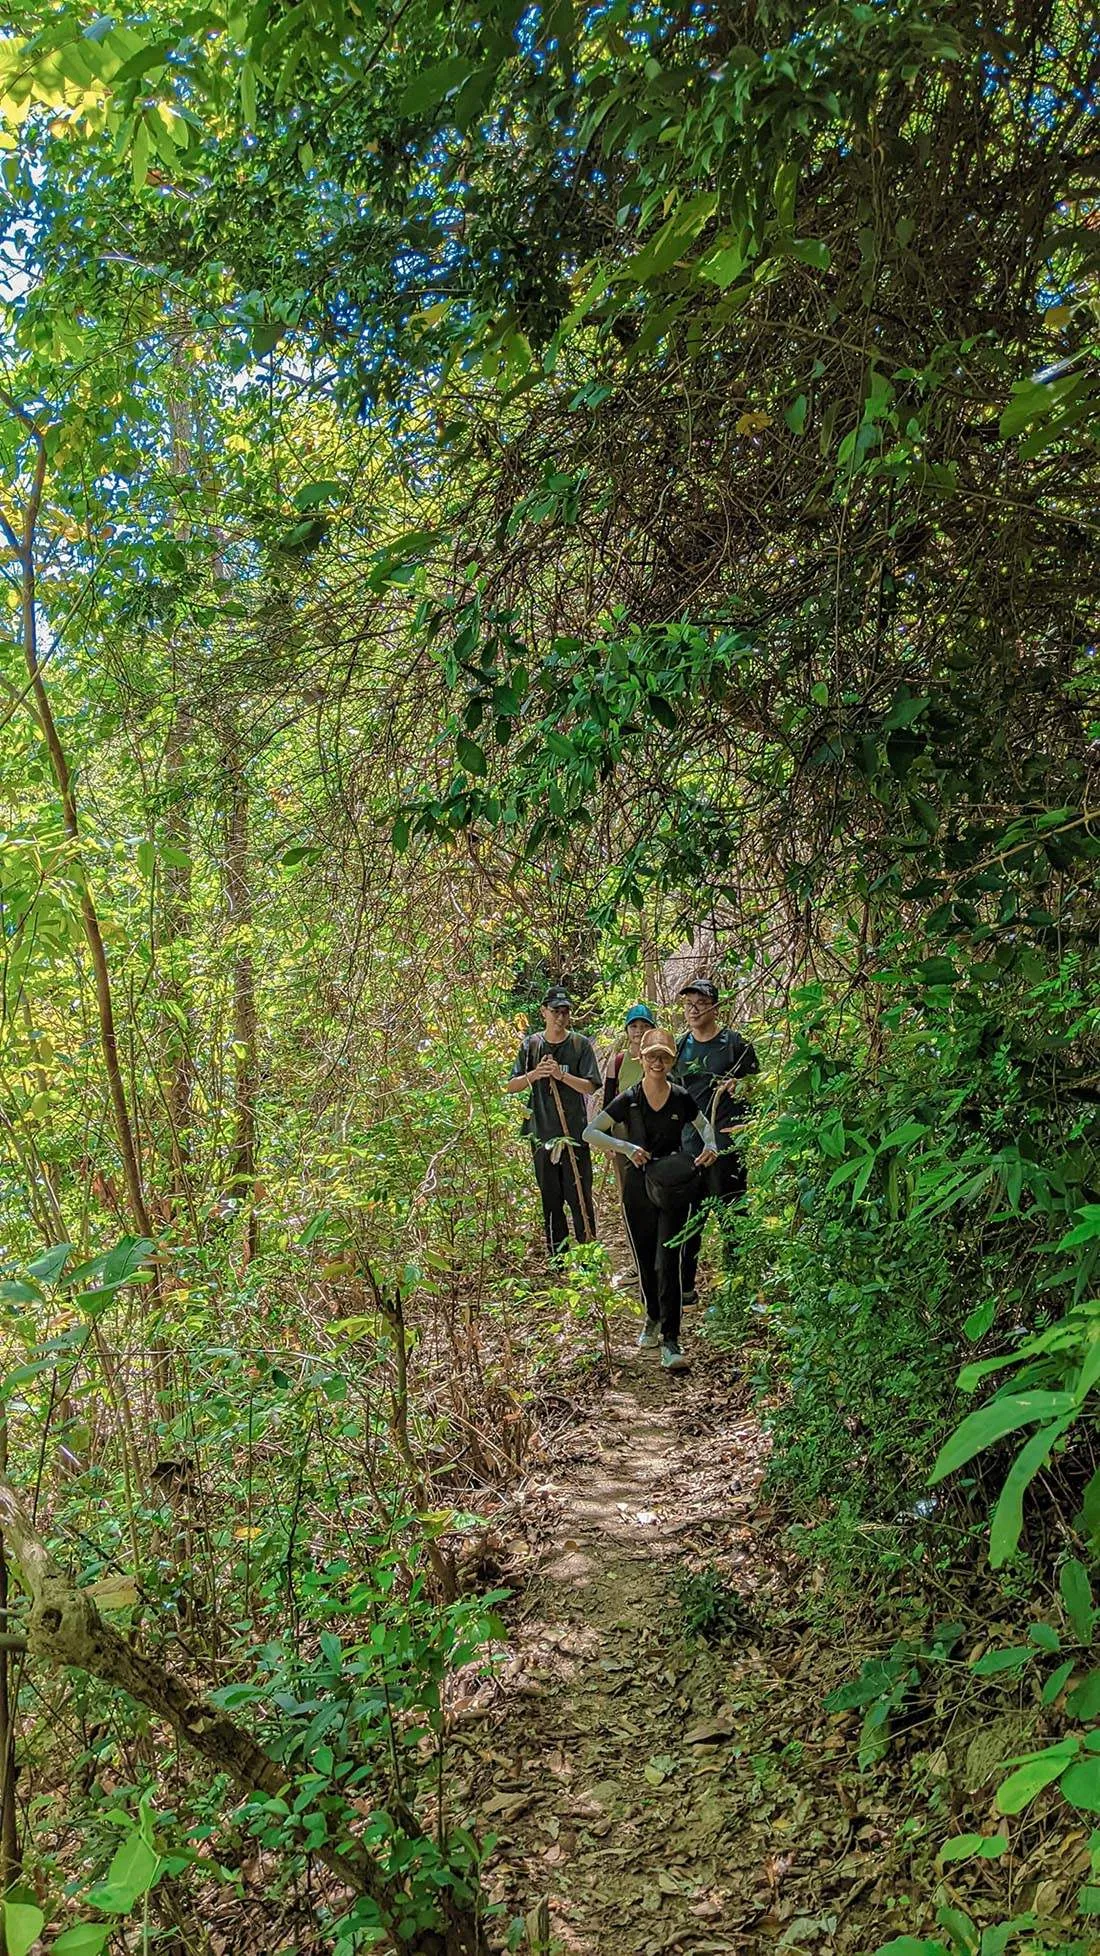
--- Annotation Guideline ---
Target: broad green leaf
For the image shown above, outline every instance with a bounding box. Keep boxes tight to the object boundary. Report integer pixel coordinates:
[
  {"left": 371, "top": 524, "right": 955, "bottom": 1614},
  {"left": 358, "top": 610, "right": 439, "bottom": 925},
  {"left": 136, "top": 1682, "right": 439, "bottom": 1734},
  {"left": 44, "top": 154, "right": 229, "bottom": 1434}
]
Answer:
[
  {"left": 874, "top": 1941, "right": 948, "bottom": 1955},
  {"left": 989, "top": 1418, "right": 1071, "bottom": 1567},
  {"left": 1067, "top": 1669, "right": 1100, "bottom": 1719},
  {"left": 971, "top": 1645, "right": 1033, "bottom": 1676},
  {"left": 929, "top": 1392, "right": 1076, "bottom": 1486},
  {"left": 456, "top": 736, "right": 487, "bottom": 778},
  {"left": 399, "top": 58, "right": 471, "bottom": 118},
  {"left": 3, "top": 1902, "right": 45, "bottom": 1956},
  {"left": 779, "top": 236, "right": 830, "bottom": 269},
  {"left": 101, "top": 1238, "right": 154, "bottom": 1286},
  {"left": 995, "top": 1738, "right": 1079, "bottom": 1814},
  {"left": 26, "top": 1243, "right": 72, "bottom": 1285},
  {"left": 940, "top": 1832, "right": 1007, "bottom": 1864},
  {"left": 697, "top": 237, "right": 745, "bottom": 288},
  {"left": 619, "top": 193, "right": 718, "bottom": 284},
  {"left": 52, "top": 1924, "right": 111, "bottom": 1954},
  {"left": 1060, "top": 1755, "right": 1100, "bottom": 1814},
  {"left": 87, "top": 1830, "right": 161, "bottom": 1912}
]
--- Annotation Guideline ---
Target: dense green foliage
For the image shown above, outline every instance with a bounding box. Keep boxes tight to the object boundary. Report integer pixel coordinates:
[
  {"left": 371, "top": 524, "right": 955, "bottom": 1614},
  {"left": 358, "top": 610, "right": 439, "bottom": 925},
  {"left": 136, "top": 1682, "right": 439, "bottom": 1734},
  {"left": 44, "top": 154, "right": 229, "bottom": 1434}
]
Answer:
[{"left": 0, "top": 0, "right": 1096, "bottom": 1949}]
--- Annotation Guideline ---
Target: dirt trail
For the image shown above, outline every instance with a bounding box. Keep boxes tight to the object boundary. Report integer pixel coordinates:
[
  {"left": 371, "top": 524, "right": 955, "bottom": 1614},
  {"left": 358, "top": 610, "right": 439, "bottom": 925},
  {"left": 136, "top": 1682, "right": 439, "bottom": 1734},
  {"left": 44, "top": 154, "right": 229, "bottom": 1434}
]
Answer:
[{"left": 446, "top": 1303, "right": 888, "bottom": 1956}]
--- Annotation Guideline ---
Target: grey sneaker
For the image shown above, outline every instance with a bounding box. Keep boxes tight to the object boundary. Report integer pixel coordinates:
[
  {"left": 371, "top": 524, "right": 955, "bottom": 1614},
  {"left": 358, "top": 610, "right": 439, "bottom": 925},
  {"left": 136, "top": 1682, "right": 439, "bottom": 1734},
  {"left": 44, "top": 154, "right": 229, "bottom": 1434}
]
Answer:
[
  {"left": 638, "top": 1318, "right": 661, "bottom": 1349},
  {"left": 681, "top": 1288, "right": 699, "bottom": 1310},
  {"left": 661, "top": 1341, "right": 689, "bottom": 1371}
]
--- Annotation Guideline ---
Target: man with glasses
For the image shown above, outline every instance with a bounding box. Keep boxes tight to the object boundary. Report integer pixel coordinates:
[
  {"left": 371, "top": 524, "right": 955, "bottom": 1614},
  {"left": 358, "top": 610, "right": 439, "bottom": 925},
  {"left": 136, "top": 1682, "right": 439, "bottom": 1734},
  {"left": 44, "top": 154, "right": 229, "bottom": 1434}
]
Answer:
[
  {"left": 505, "top": 986, "right": 602, "bottom": 1260},
  {"left": 673, "top": 977, "right": 759, "bottom": 1306}
]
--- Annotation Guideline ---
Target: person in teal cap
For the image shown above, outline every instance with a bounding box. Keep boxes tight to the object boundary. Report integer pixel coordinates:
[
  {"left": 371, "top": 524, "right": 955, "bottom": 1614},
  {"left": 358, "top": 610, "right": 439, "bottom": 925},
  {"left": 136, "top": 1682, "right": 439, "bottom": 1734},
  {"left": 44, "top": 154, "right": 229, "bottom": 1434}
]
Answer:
[{"left": 602, "top": 1003, "right": 657, "bottom": 1107}]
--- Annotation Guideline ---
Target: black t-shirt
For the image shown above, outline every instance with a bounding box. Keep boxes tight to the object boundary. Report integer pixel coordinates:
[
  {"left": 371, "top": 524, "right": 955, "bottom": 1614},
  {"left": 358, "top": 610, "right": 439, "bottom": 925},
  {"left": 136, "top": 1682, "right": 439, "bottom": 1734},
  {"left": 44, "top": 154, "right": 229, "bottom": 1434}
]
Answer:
[
  {"left": 605, "top": 1082, "right": 699, "bottom": 1163},
  {"left": 510, "top": 1033, "right": 601, "bottom": 1143},
  {"left": 674, "top": 1028, "right": 758, "bottom": 1149}
]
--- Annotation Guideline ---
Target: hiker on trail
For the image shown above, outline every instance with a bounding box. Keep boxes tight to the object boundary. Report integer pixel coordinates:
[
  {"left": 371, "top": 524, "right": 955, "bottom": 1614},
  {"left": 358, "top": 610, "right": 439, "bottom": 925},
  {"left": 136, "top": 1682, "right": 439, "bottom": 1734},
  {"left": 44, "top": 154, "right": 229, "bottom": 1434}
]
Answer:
[
  {"left": 601, "top": 1003, "right": 658, "bottom": 1289},
  {"left": 505, "top": 985, "right": 602, "bottom": 1261},
  {"left": 602, "top": 1002, "right": 657, "bottom": 1109},
  {"left": 672, "top": 977, "right": 759, "bottom": 1308},
  {"left": 584, "top": 1028, "right": 717, "bottom": 1372}
]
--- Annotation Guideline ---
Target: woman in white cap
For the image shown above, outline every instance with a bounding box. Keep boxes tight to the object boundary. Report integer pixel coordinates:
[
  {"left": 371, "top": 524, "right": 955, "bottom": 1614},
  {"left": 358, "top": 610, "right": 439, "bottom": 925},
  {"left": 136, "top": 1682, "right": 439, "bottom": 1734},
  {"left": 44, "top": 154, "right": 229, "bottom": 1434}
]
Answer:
[{"left": 584, "top": 1030, "right": 717, "bottom": 1370}]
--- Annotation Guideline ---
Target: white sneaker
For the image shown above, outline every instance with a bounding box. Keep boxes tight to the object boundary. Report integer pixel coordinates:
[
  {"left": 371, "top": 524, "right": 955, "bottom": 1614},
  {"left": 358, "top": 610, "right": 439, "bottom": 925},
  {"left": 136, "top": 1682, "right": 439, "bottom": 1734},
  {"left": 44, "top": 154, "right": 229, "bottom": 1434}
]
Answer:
[
  {"left": 637, "top": 1319, "right": 661, "bottom": 1349},
  {"left": 661, "top": 1341, "right": 689, "bottom": 1371}
]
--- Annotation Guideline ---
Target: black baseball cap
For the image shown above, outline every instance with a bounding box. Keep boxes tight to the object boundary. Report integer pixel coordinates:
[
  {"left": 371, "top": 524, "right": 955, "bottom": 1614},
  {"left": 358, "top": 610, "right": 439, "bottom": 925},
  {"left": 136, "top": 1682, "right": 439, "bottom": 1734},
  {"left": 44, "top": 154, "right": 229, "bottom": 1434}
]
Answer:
[
  {"left": 679, "top": 976, "right": 719, "bottom": 1003},
  {"left": 542, "top": 986, "right": 572, "bottom": 1008}
]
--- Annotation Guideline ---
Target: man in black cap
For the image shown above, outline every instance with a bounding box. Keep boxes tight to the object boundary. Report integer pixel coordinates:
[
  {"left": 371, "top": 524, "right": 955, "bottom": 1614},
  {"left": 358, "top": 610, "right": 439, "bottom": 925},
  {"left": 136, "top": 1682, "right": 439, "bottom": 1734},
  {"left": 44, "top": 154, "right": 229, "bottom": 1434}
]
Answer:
[
  {"left": 505, "top": 987, "right": 602, "bottom": 1260},
  {"left": 673, "top": 977, "right": 759, "bottom": 1304}
]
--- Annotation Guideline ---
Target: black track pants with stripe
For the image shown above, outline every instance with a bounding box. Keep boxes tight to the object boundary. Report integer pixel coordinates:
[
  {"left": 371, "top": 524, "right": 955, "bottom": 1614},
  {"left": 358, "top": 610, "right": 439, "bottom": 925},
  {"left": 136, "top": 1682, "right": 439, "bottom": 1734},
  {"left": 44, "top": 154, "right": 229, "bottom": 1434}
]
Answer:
[{"left": 620, "top": 1167, "right": 689, "bottom": 1342}]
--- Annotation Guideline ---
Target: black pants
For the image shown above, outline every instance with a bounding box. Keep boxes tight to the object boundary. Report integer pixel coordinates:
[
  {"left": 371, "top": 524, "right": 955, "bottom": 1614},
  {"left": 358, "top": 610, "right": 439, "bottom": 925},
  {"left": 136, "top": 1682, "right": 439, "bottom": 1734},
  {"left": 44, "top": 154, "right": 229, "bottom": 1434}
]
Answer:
[
  {"left": 680, "top": 1151, "right": 747, "bottom": 1298},
  {"left": 621, "top": 1168, "right": 690, "bottom": 1342},
  {"left": 531, "top": 1142, "right": 596, "bottom": 1259}
]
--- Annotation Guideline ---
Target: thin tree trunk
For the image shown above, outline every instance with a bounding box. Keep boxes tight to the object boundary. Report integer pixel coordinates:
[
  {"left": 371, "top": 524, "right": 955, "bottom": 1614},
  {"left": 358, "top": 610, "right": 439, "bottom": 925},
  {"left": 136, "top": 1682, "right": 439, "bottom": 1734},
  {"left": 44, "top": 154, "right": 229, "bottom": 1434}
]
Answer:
[
  {"left": 222, "top": 710, "right": 258, "bottom": 1256},
  {"left": 162, "top": 702, "right": 196, "bottom": 1201},
  {"left": 0, "top": 1416, "right": 20, "bottom": 1926},
  {"left": 0, "top": 394, "right": 152, "bottom": 1245}
]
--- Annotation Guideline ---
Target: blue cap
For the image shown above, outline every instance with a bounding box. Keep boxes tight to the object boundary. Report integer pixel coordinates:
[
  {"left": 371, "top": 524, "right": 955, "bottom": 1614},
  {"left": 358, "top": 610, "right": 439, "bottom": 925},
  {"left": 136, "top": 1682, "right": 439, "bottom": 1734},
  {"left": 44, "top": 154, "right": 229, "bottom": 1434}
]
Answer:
[{"left": 624, "top": 1003, "right": 657, "bottom": 1027}]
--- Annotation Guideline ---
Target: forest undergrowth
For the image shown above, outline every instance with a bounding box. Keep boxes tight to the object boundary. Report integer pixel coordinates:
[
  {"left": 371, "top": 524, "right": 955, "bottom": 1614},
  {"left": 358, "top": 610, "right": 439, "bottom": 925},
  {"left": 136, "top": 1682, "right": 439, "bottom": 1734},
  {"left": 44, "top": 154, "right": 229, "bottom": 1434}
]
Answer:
[{"left": 0, "top": 0, "right": 1098, "bottom": 1950}]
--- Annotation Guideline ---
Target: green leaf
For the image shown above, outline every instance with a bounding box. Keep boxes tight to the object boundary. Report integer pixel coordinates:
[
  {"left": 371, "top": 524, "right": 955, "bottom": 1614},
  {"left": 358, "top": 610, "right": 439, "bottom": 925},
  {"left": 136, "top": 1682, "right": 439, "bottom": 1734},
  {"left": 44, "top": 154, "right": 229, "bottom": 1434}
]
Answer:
[
  {"left": 87, "top": 1831, "right": 161, "bottom": 1912},
  {"left": 101, "top": 1238, "right": 153, "bottom": 1286},
  {"left": 1060, "top": 1558, "right": 1095, "bottom": 1642},
  {"left": 914, "top": 958, "right": 957, "bottom": 986},
  {"left": 1060, "top": 1755, "right": 1100, "bottom": 1814},
  {"left": 989, "top": 1418, "right": 1071, "bottom": 1567},
  {"left": 1027, "top": 1621, "right": 1060, "bottom": 1653},
  {"left": 774, "top": 158, "right": 797, "bottom": 229},
  {"left": 131, "top": 115, "right": 151, "bottom": 191},
  {"left": 995, "top": 1738, "right": 1079, "bottom": 1815},
  {"left": 883, "top": 692, "right": 930, "bottom": 730},
  {"left": 52, "top": 1923, "right": 111, "bottom": 1954},
  {"left": 880, "top": 1120, "right": 928, "bottom": 1151},
  {"left": 785, "top": 393, "right": 808, "bottom": 435},
  {"left": 455, "top": 736, "right": 487, "bottom": 778},
  {"left": 399, "top": 58, "right": 471, "bottom": 118},
  {"left": 0, "top": 1281, "right": 41, "bottom": 1305},
  {"left": 1041, "top": 1658, "right": 1075, "bottom": 1705},
  {"left": 26, "top": 1243, "right": 72, "bottom": 1285},
  {"left": 874, "top": 1941, "right": 948, "bottom": 1955},
  {"left": 646, "top": 694, "right": 677, "bottom": 731},
  {"left": 779, "top": 236, "right": 830, "bottom": 269},
  {"left": 940, "top": 1832, "right": 1008, "bottom": 1864},
  {"left": 3, "top": 1902, "right": 45, "bottom": 1956},
  {"left": 697, "top": 239, "right": 745, "bottom": 289},
  {"left": 293, "top": 481, "right": 342, "bottom": 510},
  {"left": 1067, "top": 1669, "right": 1100, "bottom": 1719},
  {"left": 971, "top": 1646, "right": 1033, "bottom": 1676},
  {"left": 620, "top": 192, "right": 718, "bottom": 283},
  {"left": 999, "top": 372, "right": 1081, "bottom": 439},
  {"left": 929, "top": 1391, "right": 1076, "bottom": 1485},
  {"left": 240, "top": 57, "right": 257, "bottom": 127}
]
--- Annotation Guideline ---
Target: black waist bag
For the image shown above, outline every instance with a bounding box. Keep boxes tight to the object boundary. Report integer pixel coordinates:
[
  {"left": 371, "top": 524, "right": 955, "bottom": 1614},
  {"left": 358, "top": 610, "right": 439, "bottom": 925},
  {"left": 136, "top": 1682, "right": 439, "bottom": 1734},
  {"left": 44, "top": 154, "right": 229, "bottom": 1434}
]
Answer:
[{"left": 644, "top": 1152, "right": 704, "bottom": 1213}]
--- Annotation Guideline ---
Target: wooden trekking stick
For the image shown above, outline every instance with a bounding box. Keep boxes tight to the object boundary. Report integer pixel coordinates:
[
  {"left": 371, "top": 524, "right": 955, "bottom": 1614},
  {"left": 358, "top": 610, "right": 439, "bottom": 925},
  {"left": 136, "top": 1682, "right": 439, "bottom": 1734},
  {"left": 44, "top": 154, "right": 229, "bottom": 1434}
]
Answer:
[{"left": 533, "top": 1037, "right": 596, "bottom": 1240}]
